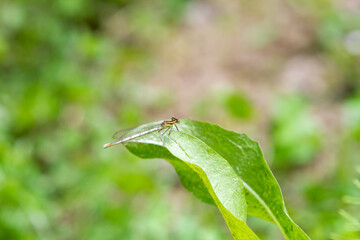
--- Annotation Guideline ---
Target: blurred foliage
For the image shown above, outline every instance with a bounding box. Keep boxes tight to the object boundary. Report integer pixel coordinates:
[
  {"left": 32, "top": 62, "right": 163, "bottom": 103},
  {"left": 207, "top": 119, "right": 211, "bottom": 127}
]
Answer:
[
  {"left": 271, "top": 95, "right": 323, "bottom": 168},
  {"left": 192, "top": 90, "right": 254, "bottom": 122},
  {"left": 289, "top": 0, "right": 360, "bottom": 95},
  {"left": 224, "top": 92, "right": 253, "bottom": 120},
  {"left": 0, "top": 0, "right": 359, "bottom": 239},
  {"left": 0, "top": 0, "right": 229, "bottom": 239},
  {"left": 330, "top": 166, "right": 360, "bottom": 239},
  {"left": 343, "top": 94, "right": 360, "bottom": 141}
]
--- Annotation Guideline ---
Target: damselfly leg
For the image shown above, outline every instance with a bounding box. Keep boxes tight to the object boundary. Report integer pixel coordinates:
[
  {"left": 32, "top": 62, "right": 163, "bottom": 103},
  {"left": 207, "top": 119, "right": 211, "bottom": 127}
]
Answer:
[
  {"left": 158, "top": 128, "right": 165, "bottom": 143},
  {"left": 157, "top": 123, "right": 178, "bottom": 144}
]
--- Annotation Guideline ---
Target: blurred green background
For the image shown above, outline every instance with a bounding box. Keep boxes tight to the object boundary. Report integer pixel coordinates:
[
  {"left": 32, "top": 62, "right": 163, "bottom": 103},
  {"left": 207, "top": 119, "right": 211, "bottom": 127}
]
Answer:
[{"left": 1, "top": 0, "right": 359, "bottom": 239}]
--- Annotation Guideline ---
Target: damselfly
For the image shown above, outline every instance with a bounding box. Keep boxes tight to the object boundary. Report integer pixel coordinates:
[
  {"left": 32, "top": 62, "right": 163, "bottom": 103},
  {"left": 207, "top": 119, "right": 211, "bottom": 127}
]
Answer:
[{"left": 103, "top": 117, "right": 180, "bottom": 148}]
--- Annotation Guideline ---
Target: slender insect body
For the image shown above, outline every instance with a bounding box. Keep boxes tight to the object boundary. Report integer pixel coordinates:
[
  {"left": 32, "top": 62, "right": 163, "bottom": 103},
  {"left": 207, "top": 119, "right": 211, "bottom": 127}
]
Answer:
[
  {"left": 118, "top": 126, "right": 162, "bottom": 144},
  {"left": 104, "top": 117, "right": 180, "bottom": 149}
]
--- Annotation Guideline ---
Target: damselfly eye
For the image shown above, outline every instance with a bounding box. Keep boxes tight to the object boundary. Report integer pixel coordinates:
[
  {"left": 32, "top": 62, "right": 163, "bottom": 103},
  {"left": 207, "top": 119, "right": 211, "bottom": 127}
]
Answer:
[{"left": 171, "top": 117, "right": 180, "bottom": 123}]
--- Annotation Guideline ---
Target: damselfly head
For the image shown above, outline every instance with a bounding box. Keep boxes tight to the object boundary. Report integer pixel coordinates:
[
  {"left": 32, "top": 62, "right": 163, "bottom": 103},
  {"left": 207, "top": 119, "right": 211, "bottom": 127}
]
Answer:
[{"left": 171, "top": 117, "right": 180, "bottom": 123}]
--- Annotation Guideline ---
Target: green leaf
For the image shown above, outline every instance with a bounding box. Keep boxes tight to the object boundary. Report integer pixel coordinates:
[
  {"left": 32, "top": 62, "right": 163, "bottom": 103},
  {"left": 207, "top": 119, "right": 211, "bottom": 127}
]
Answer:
[{"left": 122, "top": 119, "right": 310, "bottom": 240}]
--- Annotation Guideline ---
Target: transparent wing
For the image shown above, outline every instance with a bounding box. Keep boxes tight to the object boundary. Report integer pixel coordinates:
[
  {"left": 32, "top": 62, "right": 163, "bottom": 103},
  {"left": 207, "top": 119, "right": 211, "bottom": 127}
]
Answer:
[
  {"left": 112, "top": 121, "right": 164, "bottom": 140},
  {"left": 112, "top": 127, "right": 136, "bottom": 140}
]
